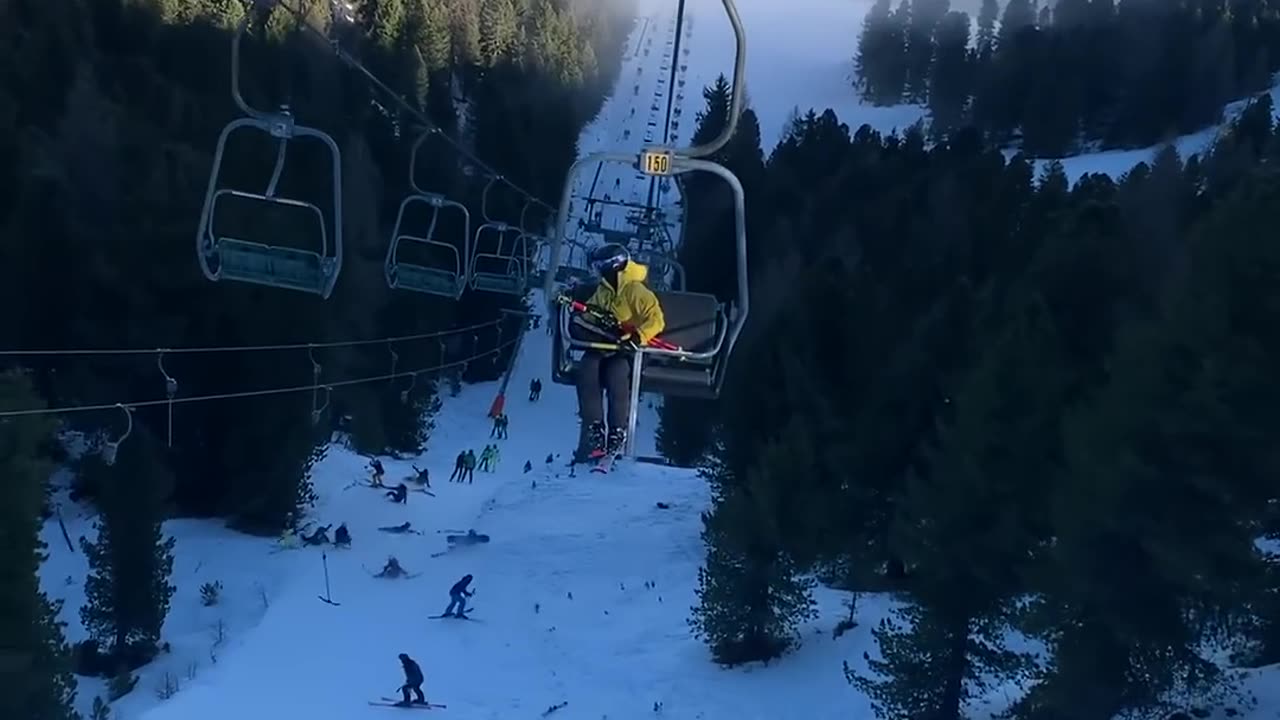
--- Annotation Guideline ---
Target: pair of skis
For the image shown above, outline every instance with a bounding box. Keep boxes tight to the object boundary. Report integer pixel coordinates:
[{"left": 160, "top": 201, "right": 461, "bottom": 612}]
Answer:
[{"left": 369, "top": 698, "right": 445, "bottom": 710}]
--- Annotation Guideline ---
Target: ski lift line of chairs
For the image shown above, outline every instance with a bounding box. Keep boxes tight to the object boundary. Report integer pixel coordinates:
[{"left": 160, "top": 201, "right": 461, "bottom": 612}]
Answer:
[
  {"left": 385, "top": 129, "right": 472, "bottom": 299},
  {"left": 543, "top": 0, "right": 750, "bottom": 457},
  {"left": 197, "top": 1, "right": 559, "bottom": 300},
  {"left": 195, "top": 10, "right": 343, "bottom": 299}
]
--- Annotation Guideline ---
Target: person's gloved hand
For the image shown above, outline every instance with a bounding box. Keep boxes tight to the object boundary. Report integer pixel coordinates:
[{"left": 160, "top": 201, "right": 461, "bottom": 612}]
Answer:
[{"left": 618, "top": 330, "right": 641, "bottom": 351}]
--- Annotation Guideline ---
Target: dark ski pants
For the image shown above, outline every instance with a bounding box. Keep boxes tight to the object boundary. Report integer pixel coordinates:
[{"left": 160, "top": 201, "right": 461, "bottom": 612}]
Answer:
[
  {"left": 443, "top": 592, "right": 467, "bottom": 616},
  {"left": 463, "top": 467, "right": 475, "bottom": 483},
  {"left": 576, "top": 351, "right": 631, "bottom": 429},
  {"left": 400, "top": 682, "right": 425, "bottom": 705}
]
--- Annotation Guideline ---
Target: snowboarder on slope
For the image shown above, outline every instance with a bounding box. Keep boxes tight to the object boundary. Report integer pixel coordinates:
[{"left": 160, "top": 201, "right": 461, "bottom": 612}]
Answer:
[
  {"left": 442, "top": 574, "right": 475, "bottom": 618},
  {"left": 397, "top": 653, "right": 426, "bottom": 706},
  {"left": 573, "top": 243, "right": 664, "bottom": 460}
]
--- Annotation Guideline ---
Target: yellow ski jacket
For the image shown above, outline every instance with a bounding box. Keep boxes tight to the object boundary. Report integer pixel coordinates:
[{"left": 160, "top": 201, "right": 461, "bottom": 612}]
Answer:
[{"left": 586, "top": 261, "right": 666, "bottom": 344}]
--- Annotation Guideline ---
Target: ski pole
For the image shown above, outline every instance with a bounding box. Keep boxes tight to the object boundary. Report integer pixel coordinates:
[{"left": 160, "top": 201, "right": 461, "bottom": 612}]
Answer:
[{"left": 322, "top": 552, "right": 332, "bottom": 599}]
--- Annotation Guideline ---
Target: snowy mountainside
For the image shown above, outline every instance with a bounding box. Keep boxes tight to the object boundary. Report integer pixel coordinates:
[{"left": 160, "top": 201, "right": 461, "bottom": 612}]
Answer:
[
  {"left": 35, "top": 3, "right": 1280, "bottom": 718},
  {"left": 676, "top": 0, "right": 1280, "bottom": 183}
]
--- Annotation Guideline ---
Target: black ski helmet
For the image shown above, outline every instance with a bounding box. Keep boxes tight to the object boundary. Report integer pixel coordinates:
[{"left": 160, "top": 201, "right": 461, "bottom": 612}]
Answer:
[{"left": 588, "top": 243, "right": 630, "bottom": 277}]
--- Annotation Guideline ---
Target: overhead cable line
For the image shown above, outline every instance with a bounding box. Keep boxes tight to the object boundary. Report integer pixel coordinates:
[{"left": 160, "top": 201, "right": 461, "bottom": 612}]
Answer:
[
  {"left": 0, "top": 318, "right": 511, "bottom": 357},
  {"left": 0, "top": 337, "right": 520, "bottom": 420},
  {"left": 269, "top": 0, "right": 556, "bottom": 215}
]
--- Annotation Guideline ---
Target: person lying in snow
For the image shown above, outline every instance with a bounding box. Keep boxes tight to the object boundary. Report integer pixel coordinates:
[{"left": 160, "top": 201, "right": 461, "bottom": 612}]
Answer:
[{"left": 386, "top": 483, "right": 408, "bottom": 504}]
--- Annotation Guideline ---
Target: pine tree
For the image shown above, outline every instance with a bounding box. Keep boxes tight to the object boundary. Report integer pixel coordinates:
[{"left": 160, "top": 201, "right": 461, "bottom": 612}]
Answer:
[
  {"left": 79, "top": 428, "right": 176, "bottom": 663},
  {"left": 927, "top": 11, "right": 972, "bottom": 136},
  {"left": 364, "top": 0, "right": 406, "bottom": 52},
  {"left": 0, "top": 371, "right": 79, "bottom": 720},
  {"left": 975, "top": 0, "right": 998, "bottom": 58},
  {"left": 855, "top": 0, "right": 908, "bottom": 105},
  {"left": 689, "top": 441, "right": 817, "bottom": 666},
  {"left": 904, "top": 0, "right": 950, "bottom": 102},
  {"left": 478, "top": 0, "right": 519, "bottom": 66}
]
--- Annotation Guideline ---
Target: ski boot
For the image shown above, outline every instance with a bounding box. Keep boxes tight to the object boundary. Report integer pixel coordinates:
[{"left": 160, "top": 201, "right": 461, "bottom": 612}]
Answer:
[
  {"left": 581, "top": 421, "right": 607, "bottom": 460},
  {"left": 605, "top": 427, "right": 627, "bottom": 458}
]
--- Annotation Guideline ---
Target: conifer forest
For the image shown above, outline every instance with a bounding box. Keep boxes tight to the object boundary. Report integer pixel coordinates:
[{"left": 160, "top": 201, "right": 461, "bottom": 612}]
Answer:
[{"left": 7, "top": 1, "right": 1280, "bottom": 720}]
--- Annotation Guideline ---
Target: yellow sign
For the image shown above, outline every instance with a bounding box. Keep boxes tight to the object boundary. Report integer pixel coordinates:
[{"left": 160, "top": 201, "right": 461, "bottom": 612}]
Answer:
[{"left": 640, "top": 149, "right": 673, "bottom": 176}]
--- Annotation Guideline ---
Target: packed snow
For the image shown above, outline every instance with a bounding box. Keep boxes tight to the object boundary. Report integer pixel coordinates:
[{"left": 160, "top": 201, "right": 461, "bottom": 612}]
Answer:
[{"left": 35, "top": 3, "right": 1280, "bottom": 719}]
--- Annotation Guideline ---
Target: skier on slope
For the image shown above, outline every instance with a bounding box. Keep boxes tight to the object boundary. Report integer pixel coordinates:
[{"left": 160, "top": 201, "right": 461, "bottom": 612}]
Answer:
[
  {"left": 441, "top": 574, "right": 475, "bottom": 618},
  {"left": 496, "top": 414, "right": 509, "bottom": 439},
  {"left": 448, "top": 451, "right": 465, "bottom": 482},
  {"left": 571, "top": 243, "right": 664, "bottom": 461},
  {"left": 334, "top": 523, "right": 352, "bottom": 547},
  {"left": 374, "top": 556, "right": 410, "bottom": 578},
  {"left": 478, "top": 445, "right": 494, "bottom": 472},
  {"left": 396, "top": 653, "right": 427, "bottom": 706},
  {"left": 529, "top": 378, "right": 542, "bottom": 402},
  {"left": 489, "top": 444, "right": 501, "bottom": 470},
  {"left": 369, "top": 458, "right": 386, "bottom": 487}
]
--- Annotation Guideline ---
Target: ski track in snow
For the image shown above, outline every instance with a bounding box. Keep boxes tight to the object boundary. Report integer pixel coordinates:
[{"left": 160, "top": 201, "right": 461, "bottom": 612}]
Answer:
[{"left": 35, "top": 3, "right": 1280, "bottom": 719}]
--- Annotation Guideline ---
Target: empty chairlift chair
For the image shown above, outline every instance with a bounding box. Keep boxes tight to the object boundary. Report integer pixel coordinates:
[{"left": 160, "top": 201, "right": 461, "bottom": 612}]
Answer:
[
  {"left": 468, "top": 178, "right": 530, "bottom": 295},
  {"left": 385, "top": 130, "right": 471, "bottom": 298},
  {"left": 195, "top": 13, "right": 343, "bottom": 298}
]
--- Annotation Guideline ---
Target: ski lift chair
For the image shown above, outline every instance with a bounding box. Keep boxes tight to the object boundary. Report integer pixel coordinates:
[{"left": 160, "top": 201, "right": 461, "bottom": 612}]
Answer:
[
  {"left": 195, "top": 12, "right": 343, "bottom": 299},
  {"left": 468, "top": 178, "right": 530, "bottom": 295},
  {"left": 385, "top": 130, "right": 471, "bottom": 298},
  {"left": 541, "top": 0, "right": 751, "bottom": 457}
]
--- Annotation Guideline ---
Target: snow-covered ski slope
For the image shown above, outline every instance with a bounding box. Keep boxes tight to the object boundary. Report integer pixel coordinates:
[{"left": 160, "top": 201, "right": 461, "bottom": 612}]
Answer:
[
  {"left": 77, "top": 296, "right": 848, "bottom": 720},
  {"left": 567, "top": 5, "right": 693, "bottom": 253}
]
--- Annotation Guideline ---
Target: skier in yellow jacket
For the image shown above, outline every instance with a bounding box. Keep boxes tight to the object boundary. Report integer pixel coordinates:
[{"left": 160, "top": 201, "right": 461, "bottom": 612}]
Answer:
[{"left": 575, "top": 243, "right": 665, "bottom": 459}]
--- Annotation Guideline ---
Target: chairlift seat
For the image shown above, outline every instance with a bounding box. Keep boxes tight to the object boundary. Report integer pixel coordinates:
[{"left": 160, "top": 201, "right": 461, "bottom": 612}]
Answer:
[
  {"left": 215, "top": 238, "right": 334, "bottom": 295},
  {"left": 559, "top": 290, "right": 723, "bottom": 398},
  {"left": 471, "top": 271, "right": 526, "bottom": 295},
  {"left": 391, "top": 264, "right": 461, "bottom": 296}
]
